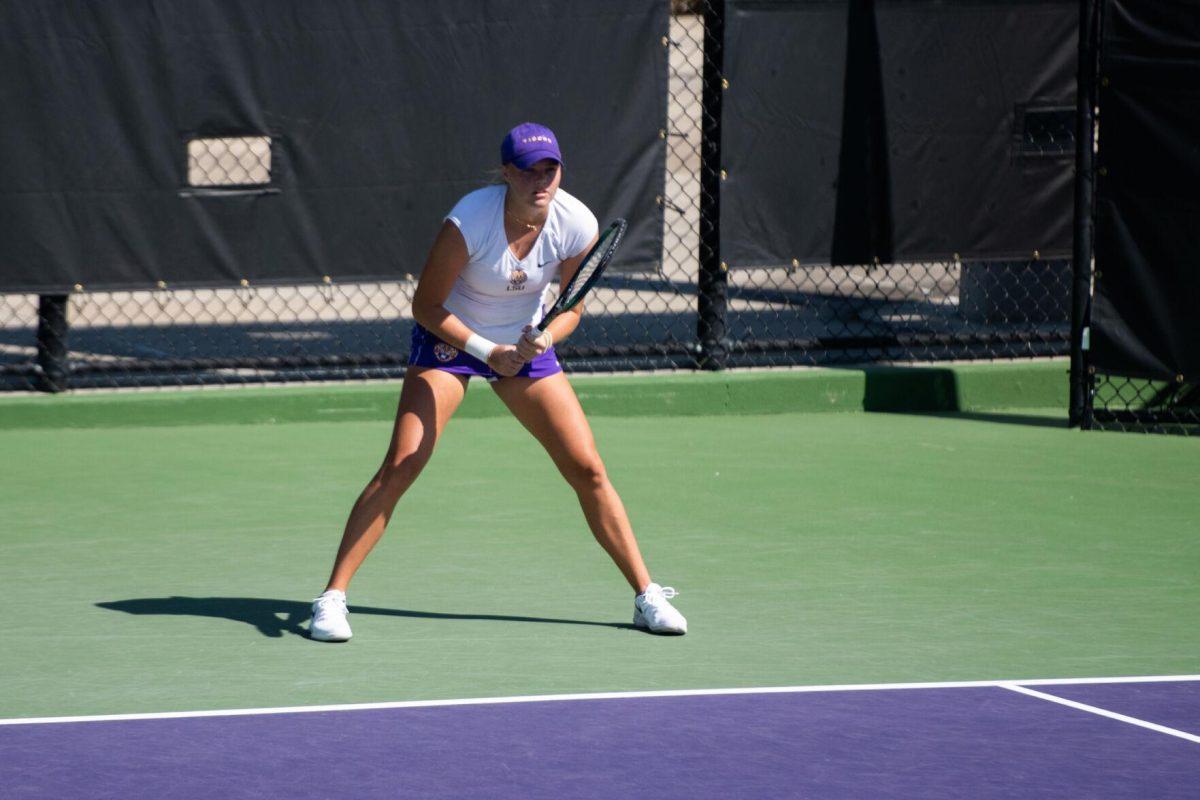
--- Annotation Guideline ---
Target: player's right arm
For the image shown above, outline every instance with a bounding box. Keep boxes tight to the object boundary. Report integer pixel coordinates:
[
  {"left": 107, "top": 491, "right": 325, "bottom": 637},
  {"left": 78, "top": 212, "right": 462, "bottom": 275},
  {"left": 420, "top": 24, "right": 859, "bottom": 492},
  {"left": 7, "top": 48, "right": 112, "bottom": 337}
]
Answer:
[{"left": 412, "top": 221, "right": 524, "bottom": 376}]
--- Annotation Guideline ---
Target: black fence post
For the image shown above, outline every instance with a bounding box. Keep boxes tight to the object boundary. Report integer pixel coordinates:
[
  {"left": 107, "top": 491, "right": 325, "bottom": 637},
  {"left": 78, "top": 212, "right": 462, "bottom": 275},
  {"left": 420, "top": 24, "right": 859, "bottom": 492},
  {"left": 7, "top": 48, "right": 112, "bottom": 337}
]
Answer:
[
  {"left": 697, "top": 0, "right": 727, "bottom": 370},
  {"left": 37, "top": 293, "right": 70, "bottom": 392},
  {"left": 1069, "top": 0, "right": 1100, "bottom": 428}
]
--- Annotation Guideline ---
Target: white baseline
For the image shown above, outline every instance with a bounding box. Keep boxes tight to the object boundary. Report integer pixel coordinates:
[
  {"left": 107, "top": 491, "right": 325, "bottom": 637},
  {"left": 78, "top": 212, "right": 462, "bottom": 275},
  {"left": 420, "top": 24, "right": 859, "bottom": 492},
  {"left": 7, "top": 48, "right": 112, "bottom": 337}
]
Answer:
[{"left": 2, "top": 674, "right": 1198, "bottom": 728}]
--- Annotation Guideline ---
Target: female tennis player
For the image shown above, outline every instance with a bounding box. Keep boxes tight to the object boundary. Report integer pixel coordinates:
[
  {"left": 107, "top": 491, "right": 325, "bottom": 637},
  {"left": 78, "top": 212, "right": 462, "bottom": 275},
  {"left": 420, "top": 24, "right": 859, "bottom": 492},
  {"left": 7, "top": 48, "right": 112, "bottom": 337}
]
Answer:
[{"left": 309, "top": 123, "right": 687, "bottom": 642}]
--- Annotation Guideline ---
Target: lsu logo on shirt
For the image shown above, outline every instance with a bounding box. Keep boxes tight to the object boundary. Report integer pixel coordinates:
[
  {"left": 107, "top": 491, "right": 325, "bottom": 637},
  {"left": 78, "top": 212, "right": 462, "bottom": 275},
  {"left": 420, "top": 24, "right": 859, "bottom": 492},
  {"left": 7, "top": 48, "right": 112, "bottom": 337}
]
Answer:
[{"left": 507, "top": 268, "right": 528, "bottom": 292}]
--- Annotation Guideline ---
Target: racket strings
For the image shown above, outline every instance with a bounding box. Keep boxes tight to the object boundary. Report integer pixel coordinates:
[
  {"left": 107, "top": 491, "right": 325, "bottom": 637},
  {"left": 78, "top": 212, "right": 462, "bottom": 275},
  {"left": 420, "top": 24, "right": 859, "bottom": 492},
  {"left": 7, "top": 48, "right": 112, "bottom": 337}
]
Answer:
[
  {"left": 561, "top": 225, "right": 623, "bottom": 305},
  {"left": 563, "top": 259, "right": 602, "bottom": 304}
]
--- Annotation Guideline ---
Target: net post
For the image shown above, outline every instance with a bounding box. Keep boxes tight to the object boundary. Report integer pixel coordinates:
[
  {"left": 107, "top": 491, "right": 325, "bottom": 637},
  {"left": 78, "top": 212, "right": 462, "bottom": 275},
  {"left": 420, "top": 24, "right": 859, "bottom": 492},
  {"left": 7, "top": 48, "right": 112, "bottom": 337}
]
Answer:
[
  {"left": 697, "top": 0, "right": 728, "bottom": 370},
  {"left": 1069, "top": 0, "right": 1100, "bottom": 428},
  {"left": 36, "top": 293, "right": 71, "bottom": 393}
]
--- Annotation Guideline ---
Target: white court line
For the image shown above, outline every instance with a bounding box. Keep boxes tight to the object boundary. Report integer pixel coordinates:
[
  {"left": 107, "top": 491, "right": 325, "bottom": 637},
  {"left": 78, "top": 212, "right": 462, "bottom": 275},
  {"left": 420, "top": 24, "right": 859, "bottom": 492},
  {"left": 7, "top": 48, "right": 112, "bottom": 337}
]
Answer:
[
  {"left": 1000, "top": 683, "right": 1200, "bottom": 745},
  {"left": 2, "top": 674, "right": 1197, "bottom": 727}
]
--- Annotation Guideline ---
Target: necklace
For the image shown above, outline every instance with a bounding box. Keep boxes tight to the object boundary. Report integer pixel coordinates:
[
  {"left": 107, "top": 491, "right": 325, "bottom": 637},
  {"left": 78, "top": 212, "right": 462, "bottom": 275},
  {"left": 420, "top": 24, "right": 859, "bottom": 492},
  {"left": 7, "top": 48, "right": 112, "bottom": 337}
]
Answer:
[{"left": 506, "top": 209, "right": 542, "bottom": 232}]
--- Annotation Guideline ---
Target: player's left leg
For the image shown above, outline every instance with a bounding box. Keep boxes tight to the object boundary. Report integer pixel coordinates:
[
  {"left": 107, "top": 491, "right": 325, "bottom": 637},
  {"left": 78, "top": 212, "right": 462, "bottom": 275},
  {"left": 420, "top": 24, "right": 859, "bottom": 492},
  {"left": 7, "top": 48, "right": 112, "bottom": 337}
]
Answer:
[
  {"left": 490, "top": 372, "right": 651, "bottom": 591},
  {"left": 490, "top": 373, "right": 687, "bottom": 633}
]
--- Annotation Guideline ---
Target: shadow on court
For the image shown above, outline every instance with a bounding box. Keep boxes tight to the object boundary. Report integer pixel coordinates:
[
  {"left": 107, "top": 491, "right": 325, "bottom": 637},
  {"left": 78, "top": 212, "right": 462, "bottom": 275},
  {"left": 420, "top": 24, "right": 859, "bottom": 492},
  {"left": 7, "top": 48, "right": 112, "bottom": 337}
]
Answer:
[
  {"left": 912, "top": 410, "right": 1068, "bottom": 429},
  {"left": 831, "top": 365, "right": 1071, "bottom": 429},
  {"left": 96, "top": 597, "right": 636, "bottom": 639}
]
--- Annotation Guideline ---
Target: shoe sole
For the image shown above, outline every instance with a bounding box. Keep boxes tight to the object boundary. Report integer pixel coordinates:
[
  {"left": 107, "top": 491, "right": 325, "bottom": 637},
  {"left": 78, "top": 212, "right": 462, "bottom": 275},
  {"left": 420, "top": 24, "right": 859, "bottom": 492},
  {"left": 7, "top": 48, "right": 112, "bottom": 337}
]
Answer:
[
  {"left": 309, "top": 630, "right": 352, "bottom": 642},
  {"left": 633, "top": 613, "right": 687, "bottom": 635},
  {"left": 638, "top": 626, "right": 686, "bottom": 635}
]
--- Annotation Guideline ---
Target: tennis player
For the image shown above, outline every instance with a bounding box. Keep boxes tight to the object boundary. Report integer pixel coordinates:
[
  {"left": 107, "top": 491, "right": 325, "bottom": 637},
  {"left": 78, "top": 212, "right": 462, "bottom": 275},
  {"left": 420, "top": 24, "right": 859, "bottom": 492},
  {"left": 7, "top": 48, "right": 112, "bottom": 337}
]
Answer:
[{"left": 309, "top": 122, "right": 687, "bottom": 642}]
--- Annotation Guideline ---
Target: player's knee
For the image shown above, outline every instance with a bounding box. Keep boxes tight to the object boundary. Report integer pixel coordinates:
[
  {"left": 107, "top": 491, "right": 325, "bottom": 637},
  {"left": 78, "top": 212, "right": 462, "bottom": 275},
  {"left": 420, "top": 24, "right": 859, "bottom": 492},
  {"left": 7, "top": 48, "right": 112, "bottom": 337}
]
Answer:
[
  {"left": 563, "top": 457, "right": 607, "bottom": 492},
  {"left": 378, "top": 450, "right": 429, "bottom": 492}
]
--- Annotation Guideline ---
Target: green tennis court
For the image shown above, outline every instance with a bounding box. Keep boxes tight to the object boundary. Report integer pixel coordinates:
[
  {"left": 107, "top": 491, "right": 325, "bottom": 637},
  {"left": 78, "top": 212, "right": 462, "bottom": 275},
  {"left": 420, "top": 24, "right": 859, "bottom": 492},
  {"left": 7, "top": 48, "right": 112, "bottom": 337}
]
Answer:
[{"left": 2, "top": 364, "right": 1197, "bottom": 724}]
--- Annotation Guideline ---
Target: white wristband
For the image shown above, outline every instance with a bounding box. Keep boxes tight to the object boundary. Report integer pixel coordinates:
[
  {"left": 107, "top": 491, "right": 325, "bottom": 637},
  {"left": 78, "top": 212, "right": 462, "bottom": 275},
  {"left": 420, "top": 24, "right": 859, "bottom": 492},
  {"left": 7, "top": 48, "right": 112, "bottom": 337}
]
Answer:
[{"left": 463, "top": 333, "right": 496, "bottom": 363}]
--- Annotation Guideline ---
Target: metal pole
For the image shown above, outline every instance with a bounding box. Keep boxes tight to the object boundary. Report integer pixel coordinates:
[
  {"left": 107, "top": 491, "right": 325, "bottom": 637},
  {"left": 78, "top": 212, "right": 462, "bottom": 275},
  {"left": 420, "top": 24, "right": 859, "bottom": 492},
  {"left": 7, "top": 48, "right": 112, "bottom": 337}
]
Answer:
[
  {"left": 37, "top": 293, "right": 70, "bottom": 392},
  {"left": 1069, "top": 0, "right": 1100, "bottom": 428},
  {"left": 697, "top": 0, "right": 728, "bottom": 370}
]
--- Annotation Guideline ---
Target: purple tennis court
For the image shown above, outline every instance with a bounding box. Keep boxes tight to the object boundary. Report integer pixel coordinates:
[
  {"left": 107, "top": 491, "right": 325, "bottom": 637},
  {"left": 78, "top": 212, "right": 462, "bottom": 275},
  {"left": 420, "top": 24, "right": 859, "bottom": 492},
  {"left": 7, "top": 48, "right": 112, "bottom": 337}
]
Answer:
[{"left": 4, "top": 678, "right": 1198, "bottom": 799}]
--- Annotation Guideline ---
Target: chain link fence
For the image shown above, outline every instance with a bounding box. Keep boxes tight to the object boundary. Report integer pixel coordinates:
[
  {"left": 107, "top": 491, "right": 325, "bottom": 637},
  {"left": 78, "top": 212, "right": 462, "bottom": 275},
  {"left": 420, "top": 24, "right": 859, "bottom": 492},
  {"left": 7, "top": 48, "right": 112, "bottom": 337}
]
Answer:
[
  {"left": 1088, "top": 374, "right": 1199, "bottom": 435},
  {"left": 1, "top": 1, "right": 1072, "bottom": 393}
]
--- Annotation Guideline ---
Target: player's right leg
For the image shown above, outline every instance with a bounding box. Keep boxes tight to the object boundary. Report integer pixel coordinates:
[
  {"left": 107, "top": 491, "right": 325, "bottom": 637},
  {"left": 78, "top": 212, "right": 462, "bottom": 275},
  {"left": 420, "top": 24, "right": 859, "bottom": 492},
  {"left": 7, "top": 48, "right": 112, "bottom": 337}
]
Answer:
[{"left": 310, "top": 367, "right": 468, "bottom": 642}]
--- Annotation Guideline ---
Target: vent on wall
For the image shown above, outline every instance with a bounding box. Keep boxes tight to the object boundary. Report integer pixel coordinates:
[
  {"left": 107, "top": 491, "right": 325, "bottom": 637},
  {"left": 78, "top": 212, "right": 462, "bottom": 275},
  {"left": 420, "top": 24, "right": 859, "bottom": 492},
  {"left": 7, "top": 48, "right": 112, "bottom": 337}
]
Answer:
[
  {"left": 1015, "top": 107, "right": 1075, "bottom": 157},
  {"left": 186, "top": 136, "right": 272, "bottom": 187}
]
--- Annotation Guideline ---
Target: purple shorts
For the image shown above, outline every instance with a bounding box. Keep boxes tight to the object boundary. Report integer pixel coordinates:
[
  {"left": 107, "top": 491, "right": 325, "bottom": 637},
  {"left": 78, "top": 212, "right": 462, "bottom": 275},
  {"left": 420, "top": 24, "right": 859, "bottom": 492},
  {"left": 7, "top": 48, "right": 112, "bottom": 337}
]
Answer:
[{"left": 407, "top": 323, "right": 563, "bottom": 381}]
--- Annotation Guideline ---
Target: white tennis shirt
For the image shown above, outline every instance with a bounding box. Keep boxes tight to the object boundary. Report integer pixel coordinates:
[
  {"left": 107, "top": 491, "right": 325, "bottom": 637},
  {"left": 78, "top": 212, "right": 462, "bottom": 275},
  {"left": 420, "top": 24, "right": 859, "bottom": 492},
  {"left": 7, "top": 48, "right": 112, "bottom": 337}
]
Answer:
[{"left": 443, "top": 184, "right": 598, "bottom": 344}]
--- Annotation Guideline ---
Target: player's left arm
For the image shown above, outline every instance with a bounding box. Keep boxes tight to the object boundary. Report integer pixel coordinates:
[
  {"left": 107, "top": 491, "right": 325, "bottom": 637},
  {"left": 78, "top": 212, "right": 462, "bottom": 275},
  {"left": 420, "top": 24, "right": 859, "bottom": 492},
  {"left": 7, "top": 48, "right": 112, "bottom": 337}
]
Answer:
[{"left": 517, "top": 233, "right": 598, "bottom": 360}]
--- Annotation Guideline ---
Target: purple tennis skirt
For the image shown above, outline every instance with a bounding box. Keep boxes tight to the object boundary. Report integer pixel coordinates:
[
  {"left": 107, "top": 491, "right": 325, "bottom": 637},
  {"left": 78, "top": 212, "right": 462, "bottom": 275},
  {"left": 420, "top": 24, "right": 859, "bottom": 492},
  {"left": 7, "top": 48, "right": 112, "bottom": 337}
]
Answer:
[{"left": 408, "top": 323, "right": 562, "bottom": 381}]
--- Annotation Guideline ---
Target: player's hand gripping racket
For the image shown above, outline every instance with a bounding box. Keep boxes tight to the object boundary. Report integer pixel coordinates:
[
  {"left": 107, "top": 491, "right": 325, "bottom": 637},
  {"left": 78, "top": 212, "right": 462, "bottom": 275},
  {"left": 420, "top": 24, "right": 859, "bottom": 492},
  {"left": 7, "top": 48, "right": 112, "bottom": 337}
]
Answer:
[{"left": 524, "top": 218, "right": 627, "bottom": 344}]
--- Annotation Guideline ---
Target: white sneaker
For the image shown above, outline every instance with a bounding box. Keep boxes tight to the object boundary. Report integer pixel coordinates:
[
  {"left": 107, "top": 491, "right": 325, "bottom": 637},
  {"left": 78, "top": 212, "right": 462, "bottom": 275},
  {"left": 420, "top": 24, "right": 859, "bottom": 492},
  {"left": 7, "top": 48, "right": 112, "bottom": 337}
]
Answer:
[
  {"left": 634, "top": 583, "right": 688, "bottom": 635},
  {"left": 309, "top": 590, "right": 352, "bottom": 642}
]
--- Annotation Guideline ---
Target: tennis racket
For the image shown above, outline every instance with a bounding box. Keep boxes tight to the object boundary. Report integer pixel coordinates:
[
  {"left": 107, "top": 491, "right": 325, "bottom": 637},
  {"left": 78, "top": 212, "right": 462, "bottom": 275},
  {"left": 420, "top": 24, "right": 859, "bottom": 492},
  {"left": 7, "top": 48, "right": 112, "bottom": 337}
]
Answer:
[{"left": 524, "top": 218, "right": 627, "bottom": 342}]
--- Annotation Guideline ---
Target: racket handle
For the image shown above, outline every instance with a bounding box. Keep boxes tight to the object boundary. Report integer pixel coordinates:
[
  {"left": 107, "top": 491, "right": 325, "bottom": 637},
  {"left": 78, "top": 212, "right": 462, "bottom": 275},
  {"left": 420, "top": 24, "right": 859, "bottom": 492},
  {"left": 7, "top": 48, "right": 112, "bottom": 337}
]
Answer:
[{"left": 524, "top": 326, "right": 544, "bottom": 343}]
